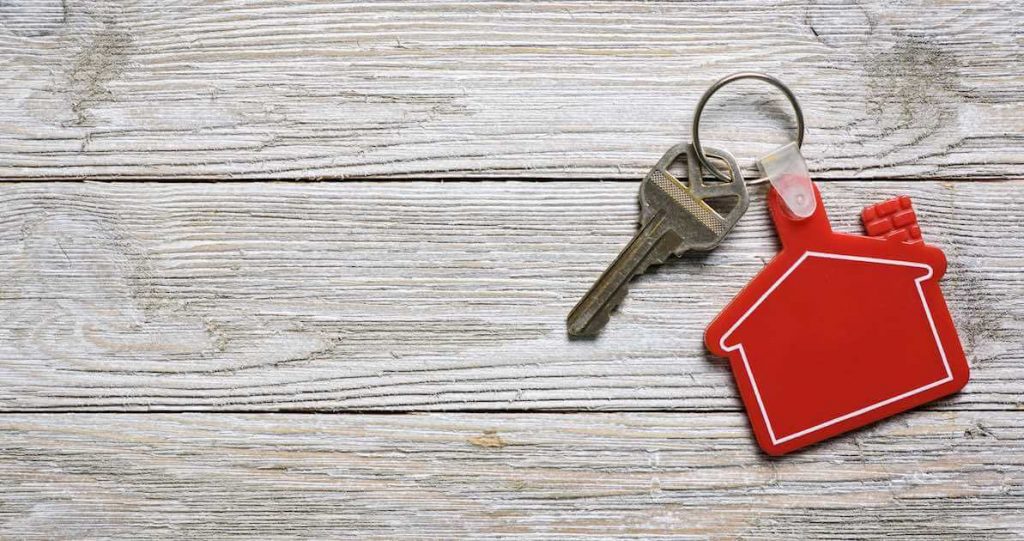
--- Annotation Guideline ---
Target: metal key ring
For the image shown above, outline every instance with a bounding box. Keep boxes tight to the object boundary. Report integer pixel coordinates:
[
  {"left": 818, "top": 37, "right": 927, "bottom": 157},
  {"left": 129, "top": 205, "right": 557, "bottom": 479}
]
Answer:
[{"left": 691, "top": 72, "right": 805, "bottom": 184}]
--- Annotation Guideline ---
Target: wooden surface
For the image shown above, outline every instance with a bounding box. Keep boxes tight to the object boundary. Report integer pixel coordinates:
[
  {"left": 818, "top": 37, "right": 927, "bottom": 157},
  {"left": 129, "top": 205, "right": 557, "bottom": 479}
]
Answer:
[
  {"left": 1, "top": 411, "right": 1022, "bottom": 539},
  {"left": 0, "top": 180, "right": 1020, "bottom": 412},
  {"left": 0, "top": 0, "right": 1022, "bottom": 180},
  {"left": 1, "top": 0, "right": 1023, "bottom": 538}
]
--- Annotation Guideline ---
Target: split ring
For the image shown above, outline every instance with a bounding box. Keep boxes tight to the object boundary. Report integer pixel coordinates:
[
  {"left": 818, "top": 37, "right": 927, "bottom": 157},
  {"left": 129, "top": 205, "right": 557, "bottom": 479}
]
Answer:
[{"left": 691, "top": 72, "right": 805, "bottom": 184}]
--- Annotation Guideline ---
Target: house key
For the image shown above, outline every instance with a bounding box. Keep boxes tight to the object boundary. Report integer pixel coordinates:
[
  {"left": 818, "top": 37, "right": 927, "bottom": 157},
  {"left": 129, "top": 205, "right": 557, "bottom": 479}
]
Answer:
[{"left": 566, "top": 143, "right": 749, "bottom": 336}]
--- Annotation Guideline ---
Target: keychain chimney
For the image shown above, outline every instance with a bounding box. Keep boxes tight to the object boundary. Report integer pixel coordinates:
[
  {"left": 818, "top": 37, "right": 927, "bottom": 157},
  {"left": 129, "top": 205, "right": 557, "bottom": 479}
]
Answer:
[{"left": 862, "top": 196, "right": 923, "bottom": 244}]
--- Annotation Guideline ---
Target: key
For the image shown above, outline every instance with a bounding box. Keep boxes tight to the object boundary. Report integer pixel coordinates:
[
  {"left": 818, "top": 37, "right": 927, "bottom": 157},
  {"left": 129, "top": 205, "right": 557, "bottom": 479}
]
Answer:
[{"left": 566, "top": 143, "right": 749, "bottom": 336}]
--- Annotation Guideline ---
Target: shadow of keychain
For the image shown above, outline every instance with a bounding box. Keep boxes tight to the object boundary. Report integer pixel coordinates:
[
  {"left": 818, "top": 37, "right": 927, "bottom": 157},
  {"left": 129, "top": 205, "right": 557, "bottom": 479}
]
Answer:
[{"left": 695, "top": 73, "right": 970, "bottom": 456}]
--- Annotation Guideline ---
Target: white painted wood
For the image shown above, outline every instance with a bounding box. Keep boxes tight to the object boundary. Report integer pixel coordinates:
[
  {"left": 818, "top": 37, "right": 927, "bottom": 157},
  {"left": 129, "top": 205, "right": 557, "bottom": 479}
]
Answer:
[
  {"left": 1, "top": 0, "right": 1021, "bottom": 530},
  {"left": 0, "top": 1, "right": 1021, "bottom": 180},
  {"left": 0, "top": 180, "right": 1019, "bottom": 411},
  {"left": 0, "top": 411, "right": 1021, "bottom": 539}
]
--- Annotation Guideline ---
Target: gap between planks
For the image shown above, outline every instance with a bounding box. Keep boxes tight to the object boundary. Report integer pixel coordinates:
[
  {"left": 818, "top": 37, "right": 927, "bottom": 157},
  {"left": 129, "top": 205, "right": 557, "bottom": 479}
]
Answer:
[{"left": 0, "top": 176, "right": 1022, "bottom": 184}]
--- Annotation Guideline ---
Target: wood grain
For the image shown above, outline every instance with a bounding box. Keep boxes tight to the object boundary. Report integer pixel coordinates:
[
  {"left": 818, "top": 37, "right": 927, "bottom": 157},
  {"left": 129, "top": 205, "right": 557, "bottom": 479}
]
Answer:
[
  {"left": 2, "top": 1, "right": 1022, "bottom": 534},
  {"left": 0, "top": 411, "right": 1021, "bottom": 539},
  {"left": 0, "top": 180, "right": 1019, "bottom": 411},
  {"left": 0, "top": 0, "right": 1022, "bottom": 180}
]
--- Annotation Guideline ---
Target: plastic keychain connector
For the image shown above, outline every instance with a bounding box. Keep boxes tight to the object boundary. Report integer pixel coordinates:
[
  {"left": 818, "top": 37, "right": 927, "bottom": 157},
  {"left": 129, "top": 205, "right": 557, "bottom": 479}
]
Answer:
[{"left": 757, "top": 142, "right": 816, "bottom": 219}]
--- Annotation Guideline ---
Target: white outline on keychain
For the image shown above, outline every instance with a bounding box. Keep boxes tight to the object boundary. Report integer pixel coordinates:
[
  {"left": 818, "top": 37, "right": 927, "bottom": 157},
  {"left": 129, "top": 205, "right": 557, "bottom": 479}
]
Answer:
[{"left": 718, "top": 251, "right": 954, "bottom": 446}]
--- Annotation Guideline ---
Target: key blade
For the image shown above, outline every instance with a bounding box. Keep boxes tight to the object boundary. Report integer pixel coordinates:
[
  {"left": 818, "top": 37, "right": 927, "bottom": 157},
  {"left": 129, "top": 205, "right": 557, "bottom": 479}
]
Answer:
[{"left": 567, "top": 213, "right": 684, "bottom": 337}]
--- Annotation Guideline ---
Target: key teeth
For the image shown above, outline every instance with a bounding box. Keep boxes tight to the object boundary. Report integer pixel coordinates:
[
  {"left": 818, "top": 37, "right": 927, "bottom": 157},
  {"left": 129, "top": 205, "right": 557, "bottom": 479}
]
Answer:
[
  {"left": 650, "top": 251, "right": 670, "bottom": 267},
  {"left": 577, "top": 308, "right": 612, "bottom": 337},
  {"left": 636, "top": 250, "right": 671, "bottom": 277},
  {"left": 570, "top": 256, "right": 673, "bottom": 337},
  {"left": 569, "top": 291, "right": 619, "bottom": 336},
  {"left": 567, "top": 217, "right": 686, "bottom": 337},
  {"left": 588, "top": 287, "right": 628, "bottom": 336}
]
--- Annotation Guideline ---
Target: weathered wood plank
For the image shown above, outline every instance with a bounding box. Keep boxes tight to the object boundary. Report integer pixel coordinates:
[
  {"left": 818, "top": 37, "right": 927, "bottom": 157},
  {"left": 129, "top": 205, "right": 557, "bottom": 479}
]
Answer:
[
  {"left": 0, "top": 180, "right": 1019, "bottom": 411},
  {"left": 0, "top": 0, "right": 1021, "bottom": 180},
  {"left": 0, "top": 411, "right": 1021, "bottom": 539}
]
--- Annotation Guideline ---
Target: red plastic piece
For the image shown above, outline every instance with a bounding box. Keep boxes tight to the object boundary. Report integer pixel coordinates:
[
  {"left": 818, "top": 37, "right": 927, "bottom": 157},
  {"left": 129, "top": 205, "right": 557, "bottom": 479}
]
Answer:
[
  {"left": 705, "top": 184, "right": 969, "bottom": 455},
  {"left": 862, "top": 195, "right": 923, "bottom": 244}
]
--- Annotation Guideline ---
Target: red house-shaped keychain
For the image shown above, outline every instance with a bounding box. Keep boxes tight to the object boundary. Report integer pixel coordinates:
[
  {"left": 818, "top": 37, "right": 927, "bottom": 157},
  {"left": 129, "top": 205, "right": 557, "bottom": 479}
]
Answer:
[{"left": 705, "top": 148, "right": 969, "bottom": 455}]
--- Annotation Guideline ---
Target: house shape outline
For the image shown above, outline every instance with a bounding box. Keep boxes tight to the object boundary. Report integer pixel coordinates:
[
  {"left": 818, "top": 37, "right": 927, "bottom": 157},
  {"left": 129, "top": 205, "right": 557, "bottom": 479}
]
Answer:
[{"left": 717, "top": 250, "right": 954, "bottom": 445}]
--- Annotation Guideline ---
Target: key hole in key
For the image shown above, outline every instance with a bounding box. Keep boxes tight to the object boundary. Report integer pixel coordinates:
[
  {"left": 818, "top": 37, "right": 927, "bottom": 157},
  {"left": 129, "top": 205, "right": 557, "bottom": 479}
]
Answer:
[
  {"left": 703, "top": 194, "right": 741, "bottom": 216},
  {"left": 665, "top": 158, "right": 689, "bottom": 180}
]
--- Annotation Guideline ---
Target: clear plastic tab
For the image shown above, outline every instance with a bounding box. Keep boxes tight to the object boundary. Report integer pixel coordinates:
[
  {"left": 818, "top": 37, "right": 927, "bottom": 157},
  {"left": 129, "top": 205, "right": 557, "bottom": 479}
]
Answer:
[{"left": 757, "top": 142, "right": 816, "bottom": 219}]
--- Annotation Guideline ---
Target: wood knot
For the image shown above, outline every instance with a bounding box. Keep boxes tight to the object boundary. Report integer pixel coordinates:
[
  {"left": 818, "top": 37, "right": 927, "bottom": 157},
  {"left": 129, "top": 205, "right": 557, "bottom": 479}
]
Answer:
[{"left": 468, "top": 430, "right": 506, "bottom": 448}]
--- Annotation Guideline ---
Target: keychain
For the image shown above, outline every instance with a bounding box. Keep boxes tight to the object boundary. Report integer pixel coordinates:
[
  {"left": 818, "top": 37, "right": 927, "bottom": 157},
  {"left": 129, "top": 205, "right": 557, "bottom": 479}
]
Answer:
[
  {"left": 567, "top": 72, "right": 970, "bottom": 455},
  {"left": 694, "top": 73, "right": 970, "bottom": 455}
]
